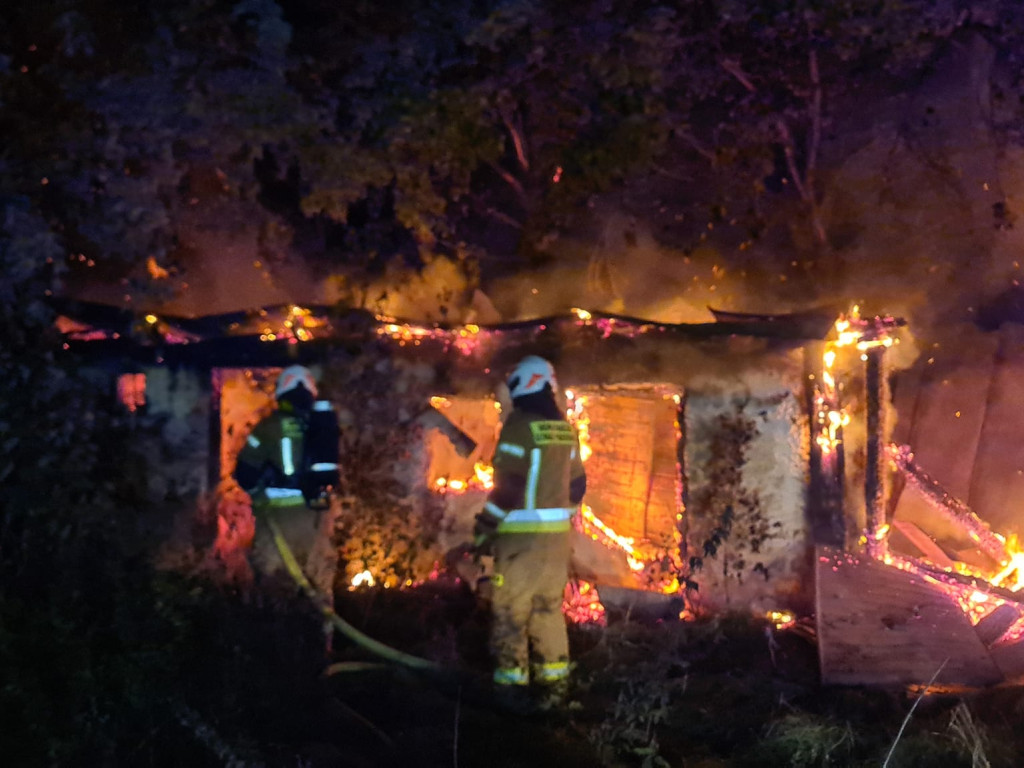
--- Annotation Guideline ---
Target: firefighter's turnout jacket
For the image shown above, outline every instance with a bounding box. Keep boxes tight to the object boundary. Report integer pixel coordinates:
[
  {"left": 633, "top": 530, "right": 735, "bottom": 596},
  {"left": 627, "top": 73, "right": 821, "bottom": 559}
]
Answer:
[
  {"left": 234, "top": 401, "right": 340, "bottom": 594},
  {"left": 479, "top": 405, "right": 586, "bottom": 687}
]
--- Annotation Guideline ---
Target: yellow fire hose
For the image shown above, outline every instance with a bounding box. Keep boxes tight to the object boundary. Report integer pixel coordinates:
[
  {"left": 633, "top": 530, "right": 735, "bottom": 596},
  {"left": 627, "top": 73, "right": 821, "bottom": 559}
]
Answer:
[{"left": 265, "top": 510, "right": 439, "bottom": 672}]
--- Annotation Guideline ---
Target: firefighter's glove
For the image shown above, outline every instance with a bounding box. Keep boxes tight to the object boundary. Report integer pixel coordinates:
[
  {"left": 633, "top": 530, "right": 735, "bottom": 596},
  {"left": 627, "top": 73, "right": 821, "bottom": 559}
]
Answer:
[{"left": 472, "top": 512, "right": 499, "bottom": 552}]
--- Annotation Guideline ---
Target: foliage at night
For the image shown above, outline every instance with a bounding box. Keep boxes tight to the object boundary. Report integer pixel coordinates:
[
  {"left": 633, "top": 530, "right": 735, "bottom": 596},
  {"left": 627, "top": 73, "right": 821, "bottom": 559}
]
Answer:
[
  {"left": 4, "top": 0, "right": 1024, "bottom": 312},
  {"left": 323, "top": 351, "right": 449, "bottom": 588}
]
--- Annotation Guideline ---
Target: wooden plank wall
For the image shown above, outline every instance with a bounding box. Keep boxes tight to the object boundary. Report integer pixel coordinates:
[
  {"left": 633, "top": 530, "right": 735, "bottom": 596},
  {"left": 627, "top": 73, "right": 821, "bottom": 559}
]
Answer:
[{"left": 577, "top": 391, "right": 680, "bottom": 545}]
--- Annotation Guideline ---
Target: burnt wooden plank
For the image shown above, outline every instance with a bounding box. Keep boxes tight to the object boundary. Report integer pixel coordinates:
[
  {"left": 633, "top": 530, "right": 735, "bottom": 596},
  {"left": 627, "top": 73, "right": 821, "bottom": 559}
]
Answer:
[
  {"left": 988, "top": 637, "right": 1024, "bottom": 683},
  {"left": 975, "top": 603, "right": 1024, "bottom": 648},
  {"left": 816, "top": 546, "right": 1003, "bottom": 687},
  {"left": 889, "top": 519, "right": 956, "bottom": 569}
]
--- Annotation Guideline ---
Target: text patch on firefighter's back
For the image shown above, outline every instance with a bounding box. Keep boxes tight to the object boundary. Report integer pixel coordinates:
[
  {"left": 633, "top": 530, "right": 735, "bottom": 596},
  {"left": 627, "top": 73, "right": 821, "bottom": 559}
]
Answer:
[{"left": 530, "top": 421, "right": 575, "bottom": 445}]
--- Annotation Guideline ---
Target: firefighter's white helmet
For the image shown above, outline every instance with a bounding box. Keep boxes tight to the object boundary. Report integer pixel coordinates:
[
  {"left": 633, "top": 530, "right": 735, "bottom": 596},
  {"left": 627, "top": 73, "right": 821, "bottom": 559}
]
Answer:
[
  {"left": 507, "top": 355, "right": 557, "bottom": 399},
  {"left": 275, "top": 365, "right": 318, "bottom": 399}
]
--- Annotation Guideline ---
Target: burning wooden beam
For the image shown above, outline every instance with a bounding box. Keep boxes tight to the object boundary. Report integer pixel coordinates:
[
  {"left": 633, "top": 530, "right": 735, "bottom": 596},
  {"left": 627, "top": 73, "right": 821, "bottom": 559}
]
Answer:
[{"left": 888, "top": 443, "right": 1009, "bottom": 565}]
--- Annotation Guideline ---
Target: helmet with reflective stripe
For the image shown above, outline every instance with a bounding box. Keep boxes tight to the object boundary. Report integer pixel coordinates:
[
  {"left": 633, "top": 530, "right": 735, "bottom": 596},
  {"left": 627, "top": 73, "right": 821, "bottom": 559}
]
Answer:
[
  {"left": 275, "top": 365, "right": 318, "bottom": 399},
  {"left": 507, "top": 355, "right": 557, "bottom": 399}
]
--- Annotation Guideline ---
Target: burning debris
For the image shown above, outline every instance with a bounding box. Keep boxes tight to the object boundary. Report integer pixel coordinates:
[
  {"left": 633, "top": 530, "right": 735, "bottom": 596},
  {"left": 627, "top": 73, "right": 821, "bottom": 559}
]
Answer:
[
  {"left": 562, "top": 579, "right": 607, "bottom": 626},
  {"left": 888, "top": 444, "right": 1008, "bottom": 568},
  {"left": 884, "top": 443, "right": 1024, "bottom": 626},
  {"left": 801, "top": 306, "right": 1024, "bottom": 687}
]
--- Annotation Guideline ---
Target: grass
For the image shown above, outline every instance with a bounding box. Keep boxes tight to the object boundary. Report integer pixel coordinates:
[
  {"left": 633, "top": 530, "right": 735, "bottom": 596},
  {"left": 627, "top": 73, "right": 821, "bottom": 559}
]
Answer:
[{"left": 7, "top": 541, "right": 1024, "bottom": 768}]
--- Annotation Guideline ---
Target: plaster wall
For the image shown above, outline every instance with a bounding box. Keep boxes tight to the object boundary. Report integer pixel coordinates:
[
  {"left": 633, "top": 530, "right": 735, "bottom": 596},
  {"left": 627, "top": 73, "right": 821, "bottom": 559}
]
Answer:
[{"left": 683, "top": 368, "right": 810, "bottom": 614}]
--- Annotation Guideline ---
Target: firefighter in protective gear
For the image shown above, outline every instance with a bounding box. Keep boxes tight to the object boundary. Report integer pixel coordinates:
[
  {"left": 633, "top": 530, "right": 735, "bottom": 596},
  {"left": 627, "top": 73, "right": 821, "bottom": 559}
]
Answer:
[
  {"left": 474, "top": 355, "right": 586, "bottom": 695},
  {"left": 234, "top": 365, "right": 341, "bottom": 599}
]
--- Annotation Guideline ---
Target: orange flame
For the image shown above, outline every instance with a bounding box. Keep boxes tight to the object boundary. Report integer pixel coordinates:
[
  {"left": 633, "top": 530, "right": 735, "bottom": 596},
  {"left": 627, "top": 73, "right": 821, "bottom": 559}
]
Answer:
[
  {"left": 473, "top": 461, "right": 494, "bottom": 490},
  {"left": 350, "top": 569, "right": 375, "bottom": 589},
  {"left": 814, "top": 307, "right": 869, "bottom": 456},
  {"left": 880, "top": 550, "right": 1016, "bottom": 628},
  {"left": 579, "top": 503, "right": 646, "bottom": 572},
  {"left": 565, "top": 390, "right": 593, "bottom": 462},
  {"left": 433, "top": 460, "right": 494, "bottom": 495},
  {"left": 991, "top": 534, "right": 1024, "bottom": 592},
  {"left": 767, "top": 610, "right": 796, "bottom": 630}
]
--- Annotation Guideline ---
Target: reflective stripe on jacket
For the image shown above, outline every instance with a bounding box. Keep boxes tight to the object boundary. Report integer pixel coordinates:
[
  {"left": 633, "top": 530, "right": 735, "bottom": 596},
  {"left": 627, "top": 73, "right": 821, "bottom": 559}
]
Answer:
[
  {"left": 486, "top": 410, "right": 585, "bottom": 534},
  {"left": 234, "top": 410, "right": 307, "bottom": 491}
]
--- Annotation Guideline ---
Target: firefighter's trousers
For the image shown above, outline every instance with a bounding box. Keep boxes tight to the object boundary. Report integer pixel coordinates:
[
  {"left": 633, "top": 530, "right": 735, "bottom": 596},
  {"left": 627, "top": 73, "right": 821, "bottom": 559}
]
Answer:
[
  {"left": 250, "top": 498, "right": 338, "bottom": 598},
  {"left": 491, "top": 530, "right": 570, "bottom": 687}
]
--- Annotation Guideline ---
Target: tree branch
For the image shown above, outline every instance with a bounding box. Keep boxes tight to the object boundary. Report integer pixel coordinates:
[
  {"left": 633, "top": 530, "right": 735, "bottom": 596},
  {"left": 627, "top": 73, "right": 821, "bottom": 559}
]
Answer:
[
  {"left": 675, "top": 132, "right": 717, "bottom": 164},
  {"left": 807, "top": 49, "right": 822, "bottom": 186},
  {"left": 486, "top": 161, "right": 528, "bottom": 204},
  {"left": 805, "top": 48, "right": 826, "bottom": 245},
  {"left": 776, "top": 49, "right": 827, "bottom": 246},
  {"left": 499, "top": 104, "right": 530, "bottom": 171},
  {"left": 483, "top": 207, "right": 524, "bottom": 230},
  {"left": 776, "top": 119, "right": 809, "bottom": 201},
  {"left": 721, "top": 58, "right": 757, "bottom": 93}
]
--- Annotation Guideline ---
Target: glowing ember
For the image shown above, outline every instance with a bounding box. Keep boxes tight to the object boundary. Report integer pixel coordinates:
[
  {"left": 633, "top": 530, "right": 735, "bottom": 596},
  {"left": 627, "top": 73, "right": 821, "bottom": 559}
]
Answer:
[
  {"left": 879, "top": 549, "right": 1021, "bottom": 628},
  {"left": 856, "top": 337, "right": 894, "bottom": 352},
  {"left": 436, "top": 477, "right": 466, "bottom": 491},
  {"left": 562, "top": 579, "right": 607, "bottom": 625},
  {"left": 453, "top": 323, "right": 481, "bottom": 356},
  {"left": 259, "top": 305, "right": 326, "bottom": 343},
  {"left": 375, "top": 318, "right": 483, "bottom": 356}
]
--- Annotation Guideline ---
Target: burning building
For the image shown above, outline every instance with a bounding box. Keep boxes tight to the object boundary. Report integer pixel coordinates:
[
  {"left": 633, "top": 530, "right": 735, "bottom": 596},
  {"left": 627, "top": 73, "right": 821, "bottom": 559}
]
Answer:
[
  {"left": 56, "top": 300, "right": 891, "bottom": 608},
  {"left": 62, "top": 297, "right": 1024, "bottom": 687}
]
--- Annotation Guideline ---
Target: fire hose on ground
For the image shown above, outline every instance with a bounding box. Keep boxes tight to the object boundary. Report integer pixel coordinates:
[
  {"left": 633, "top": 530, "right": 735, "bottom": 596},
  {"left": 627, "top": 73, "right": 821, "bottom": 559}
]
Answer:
[{"left": 264, "top": 510, "right": 440, "bottom": 673}]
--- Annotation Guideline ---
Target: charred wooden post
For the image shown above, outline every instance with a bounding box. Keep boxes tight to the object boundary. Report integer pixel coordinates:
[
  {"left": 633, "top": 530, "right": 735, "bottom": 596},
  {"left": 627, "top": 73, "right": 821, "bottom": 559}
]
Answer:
[
  {"left": 864, "top": 346, "right": 888, "bottom": 559},
  {"left": 805, "top": 342, "right": 844, "bottom": 545}
]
